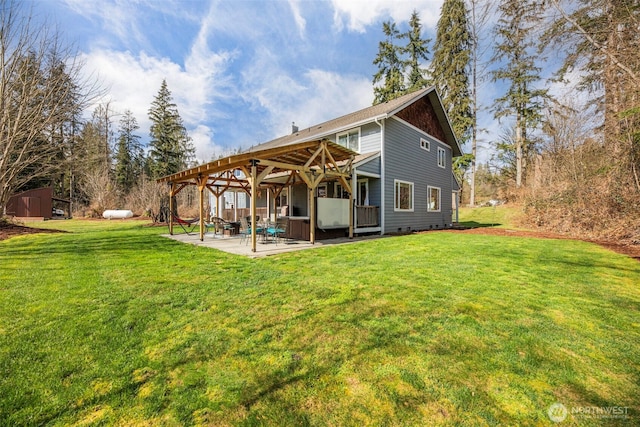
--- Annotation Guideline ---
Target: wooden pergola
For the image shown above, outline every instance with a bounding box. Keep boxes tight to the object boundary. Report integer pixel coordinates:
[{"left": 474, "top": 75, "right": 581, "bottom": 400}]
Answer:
[{"left": 156, "top": 139, "right": 356, "bottom": 252}]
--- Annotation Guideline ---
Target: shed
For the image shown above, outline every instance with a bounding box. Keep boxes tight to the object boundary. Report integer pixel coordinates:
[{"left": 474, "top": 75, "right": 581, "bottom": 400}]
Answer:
[{"left": 6, "top": 187, "right": 70, "bottom": 219}]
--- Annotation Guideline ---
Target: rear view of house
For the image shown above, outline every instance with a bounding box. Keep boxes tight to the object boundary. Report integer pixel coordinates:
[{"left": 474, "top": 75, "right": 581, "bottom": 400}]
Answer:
[
  {"left": 159, "top": 86, "right": 462, "bottom": 250},
  {"left": 229, "top": 87, "right": 462, "bottom": 235}
]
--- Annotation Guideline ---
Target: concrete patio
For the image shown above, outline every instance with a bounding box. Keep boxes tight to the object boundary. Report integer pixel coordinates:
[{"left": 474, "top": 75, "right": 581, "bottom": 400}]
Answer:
[{"left": 162, "top": 232, "right": 384, "bottom": 258}]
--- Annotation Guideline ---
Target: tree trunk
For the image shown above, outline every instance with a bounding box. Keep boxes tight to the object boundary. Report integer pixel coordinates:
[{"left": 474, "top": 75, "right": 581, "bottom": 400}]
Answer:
[
  {"left": 157, "top": 195, "right": 178, "bottom": 223},
  {"left": 516, "top": 113, "right": 523, "bottom": 188}
]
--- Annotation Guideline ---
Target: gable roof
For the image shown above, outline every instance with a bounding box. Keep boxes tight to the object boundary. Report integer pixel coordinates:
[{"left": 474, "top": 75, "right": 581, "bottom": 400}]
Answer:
[{"left": 245, "top": 86, "right": 462, "bottom": 157}]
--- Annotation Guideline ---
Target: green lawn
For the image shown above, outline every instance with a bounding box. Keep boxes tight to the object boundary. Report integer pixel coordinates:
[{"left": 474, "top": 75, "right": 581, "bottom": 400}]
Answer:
[
  {"left": 458, "top": 204, "right": 524, "bottom": 229},
  {"left": 1, "top": 220, "right": 638, "bottom": 426}
]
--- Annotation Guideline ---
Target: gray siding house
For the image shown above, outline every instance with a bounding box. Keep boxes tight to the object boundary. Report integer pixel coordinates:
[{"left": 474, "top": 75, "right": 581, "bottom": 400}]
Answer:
[{"left": 213, "top": 86, "right": 462, "bottom": 236}]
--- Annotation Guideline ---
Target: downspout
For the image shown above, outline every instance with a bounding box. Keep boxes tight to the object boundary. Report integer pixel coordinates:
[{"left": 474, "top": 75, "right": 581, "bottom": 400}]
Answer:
[{"left": 375, "top": 117, "right": 385, "bottom": 235}]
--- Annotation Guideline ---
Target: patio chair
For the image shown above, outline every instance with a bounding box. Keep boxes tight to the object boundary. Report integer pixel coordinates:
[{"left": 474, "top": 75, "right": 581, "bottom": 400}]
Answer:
[
  {"left": 173, "top": 215, "right": 199, "bottom": 235},
  {"left": 266, "top": 218, "right": 288, "bottom": 244},
  {"left": 206, "top": 217, "right": 232, "bottom": 238},
  {"left": 239, "top": 217, "right": 263, "bottom": 245},
  {"left": 275, "top": 218, "right": 289, "bottom": 244}
]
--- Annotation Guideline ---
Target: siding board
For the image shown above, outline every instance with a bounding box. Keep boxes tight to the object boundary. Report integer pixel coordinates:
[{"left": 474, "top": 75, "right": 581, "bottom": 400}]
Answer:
[
  {"left": 357, "top": 157, "right": 380, "bottom": 175},
  {"left": 360, "top": 122, "right": 382, "bottom": 154}
]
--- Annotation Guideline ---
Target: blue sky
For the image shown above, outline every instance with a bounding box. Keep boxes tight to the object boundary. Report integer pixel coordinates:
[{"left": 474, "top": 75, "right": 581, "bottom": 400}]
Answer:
[
  {"left": 34, "top": 0, "right": 579, "bottom": 164},
  {"left": 32, "top": 0, "right": 457, "bottom": 162}
]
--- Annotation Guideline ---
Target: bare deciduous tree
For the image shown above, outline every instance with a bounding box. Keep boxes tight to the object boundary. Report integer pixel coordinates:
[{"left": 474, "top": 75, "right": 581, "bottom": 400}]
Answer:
[
  {"left": 80, "top": 164, "right": 116, "bottom": 217},
  {"left": 0, "top": 0, "right": 98, "bottom": 216}
]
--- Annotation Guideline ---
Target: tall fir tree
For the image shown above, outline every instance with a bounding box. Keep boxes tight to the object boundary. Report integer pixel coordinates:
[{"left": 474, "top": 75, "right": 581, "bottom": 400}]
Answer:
[
  {"left": 432, "top": 0, "right": 473, "bottom": 197},
  {"left": 491, "top": 0, "right": 548, "bottom": 188},
  {"left": 147, "top": 79, "right": 195, "bottom": 179},
  {"left": 372, "top": 21, "right": 405, "bottom": 105},
  {"left": 114, "top": 110, "right": 143, "bottom": 196},
  {"left": 402, "top": 10, "right": 430, "bottom": 93}
]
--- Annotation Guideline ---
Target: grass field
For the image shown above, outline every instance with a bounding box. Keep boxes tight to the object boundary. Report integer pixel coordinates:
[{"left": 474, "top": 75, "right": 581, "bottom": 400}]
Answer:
[
  {"left": 1, "top": 219, "right": 638, "bottom": 425},
  {"left": 458, "top": 204, "right": 524, "bottom": 229}
]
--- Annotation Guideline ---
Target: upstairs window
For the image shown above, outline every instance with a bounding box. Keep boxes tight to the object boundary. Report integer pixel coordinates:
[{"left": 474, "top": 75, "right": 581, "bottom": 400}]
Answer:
[
  {"left": 420, "top": 137, "right": 430, "bottom": 151},
  {"left": 337, "top": 129, "right": 360, "bottom": 152},
  {"left": 437, "top": 147, "right": 446, "bottom": 169}
]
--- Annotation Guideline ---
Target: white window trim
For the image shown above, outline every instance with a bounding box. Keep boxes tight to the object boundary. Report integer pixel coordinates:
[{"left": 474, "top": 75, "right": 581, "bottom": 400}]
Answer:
[
  {"left": 428, "top": 186, "right": 441, "bottom": 212},
  {"left": 420, "top": 137, "right": 430, "bottom": 151},
  {"left": 437, "top": 147, "right": 446, "bottom": 169},
  {"left": 336, "top": 128, "right": 361, "bottom": 153},
  {"left": 394, "top": 179, "right": 414, "bottom": 212}
]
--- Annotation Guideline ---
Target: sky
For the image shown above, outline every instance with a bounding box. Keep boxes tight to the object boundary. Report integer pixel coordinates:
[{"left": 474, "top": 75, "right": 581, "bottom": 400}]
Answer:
[{"left": 32, "top": 0, "right": 578, "bottom": 164}]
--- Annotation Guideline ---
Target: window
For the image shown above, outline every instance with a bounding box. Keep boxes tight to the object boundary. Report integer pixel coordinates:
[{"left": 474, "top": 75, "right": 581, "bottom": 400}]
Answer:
[
  {"left": 394, "top": 180, "right": 414, "bottom": 211},
  {"left": 420, "top": 137, "right": 430, "bottom": 151},
  {"left": 337, "top": 129, "right": 360, "bottom": 152},
  {"left": 428, "top": 186, "right": 441, "bottom": 212},
  {"left": 437, "top": 147, "right": 446, "bottom": 168},
  {"left": 334, "top": 182, "right": 348, "bottom": 199},
  {"left": 317, "top": 183, "right": 327, "bottom": 198},
  {"left": 279, "top": 187, "right": 288, "bottom": 207}
]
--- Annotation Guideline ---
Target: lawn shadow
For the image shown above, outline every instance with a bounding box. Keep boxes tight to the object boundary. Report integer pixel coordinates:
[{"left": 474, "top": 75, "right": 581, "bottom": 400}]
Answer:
[
  {"left": 0, "top": 230, "right": 181, "bottom": 261},
  {"left": 457, "top": 220, "right": 503, "bottom": 229}
]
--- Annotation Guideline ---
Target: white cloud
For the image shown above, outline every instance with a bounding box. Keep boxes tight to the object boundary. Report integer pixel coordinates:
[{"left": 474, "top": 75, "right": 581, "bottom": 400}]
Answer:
[
  {"left": 239, "top": 54, "right": 372, "bottom": 139},
  {"left": 61, "top": 0, "right": 149, "bottom": 49},
  {"left": 288, "top": 0, "right": 307, "bottom": 37},
  {"left": 331, "top": 0, "right": 443, "bottom": 32},
  {"left": 190, "top": 124, "right": 229, "bottom": 161},
  {"left": 82, "top": 46, "right": 234, "bottom": 163},
  {"left": 281, "top": 69, "right": 372, "bottom": 131}
]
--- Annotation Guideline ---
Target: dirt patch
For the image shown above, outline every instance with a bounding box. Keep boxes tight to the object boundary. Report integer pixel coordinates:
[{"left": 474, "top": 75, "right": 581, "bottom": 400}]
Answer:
[
  {"left": 0, "top": 223, "right": 67, "bottom": 241},
  {"left": 438, "top": 227, "right": 640, "bottom": 262}
]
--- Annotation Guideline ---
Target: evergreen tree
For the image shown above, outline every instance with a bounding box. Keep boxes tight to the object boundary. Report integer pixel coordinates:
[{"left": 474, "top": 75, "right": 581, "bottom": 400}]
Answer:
[
  {"left": 432, "top": 0, "right": 472, "bottom": 144},
  {"left": 114, "top": 110, "right": 143, "bottom": 195},
  {"left": 372, "top": 21, "right": 405, "bottom": 105},
  {"left": 75, "top": 104, "right": 112, "bottom": 177},
  {"left": 432, "top": 0, "right": 473, "bottom": 198},
  {"left": 491, "top": 0, "right": 548, "bottom": 188},
  {"left": 402, "top": 10, "right": 430, "bottom": 93},
  {"left": 147, "top": 79, "right": 195, "bottom": 178}
]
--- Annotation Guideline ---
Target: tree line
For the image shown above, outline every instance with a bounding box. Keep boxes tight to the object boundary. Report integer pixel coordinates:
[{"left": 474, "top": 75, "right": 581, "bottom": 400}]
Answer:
[{"left": 371, "top": 0, "right": 639, "bottom": 242}]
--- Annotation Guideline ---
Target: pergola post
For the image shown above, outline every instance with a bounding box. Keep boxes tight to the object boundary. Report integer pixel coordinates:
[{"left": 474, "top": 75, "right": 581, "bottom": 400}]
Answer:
[
  {"left": 198, "top": 176, "right": 208, "bottom": 241},
  {"left": 250, "top": 160, "right": 258, "bottom": 252},
  {"left": 309, "top": 185, "right": 315, "bottom": 244},
  {"left": 168, "top": 182, "right": 175, "bottom": 235},
  {"left": 349, "top": 170, "right": 354, "bottom": 239},
  {"left": 215, "top": 185, "right": 221, "bottom": 220},
  {"left": 234, "top": 191, "right": 238, "bottom": 221}
]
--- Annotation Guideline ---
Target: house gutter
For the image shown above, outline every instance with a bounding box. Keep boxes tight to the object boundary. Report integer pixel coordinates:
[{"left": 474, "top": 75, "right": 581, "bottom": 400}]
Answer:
[{"left": 375, "top": 116, "right": 385, "bottom": 235}]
